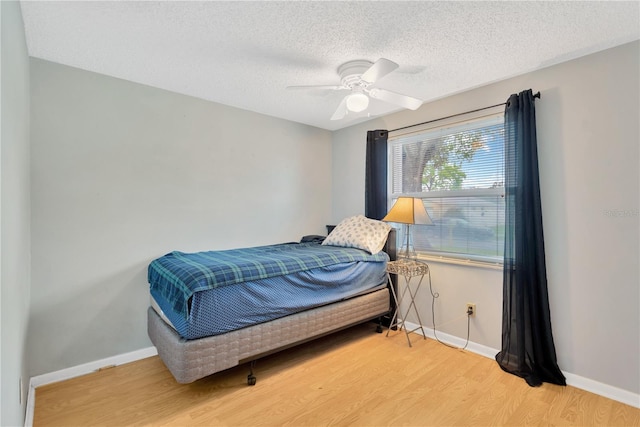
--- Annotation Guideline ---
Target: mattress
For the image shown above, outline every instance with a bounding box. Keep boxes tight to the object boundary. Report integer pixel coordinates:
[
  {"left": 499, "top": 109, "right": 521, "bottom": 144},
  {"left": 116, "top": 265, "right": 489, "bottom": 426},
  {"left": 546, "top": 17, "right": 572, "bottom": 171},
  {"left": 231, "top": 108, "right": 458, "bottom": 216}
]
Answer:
[
  {"left": 148, "top": 242, "right": 389, "bottom": 318},
  {"left": 151, "top": 259, "right": 388, "bottom": 340}
]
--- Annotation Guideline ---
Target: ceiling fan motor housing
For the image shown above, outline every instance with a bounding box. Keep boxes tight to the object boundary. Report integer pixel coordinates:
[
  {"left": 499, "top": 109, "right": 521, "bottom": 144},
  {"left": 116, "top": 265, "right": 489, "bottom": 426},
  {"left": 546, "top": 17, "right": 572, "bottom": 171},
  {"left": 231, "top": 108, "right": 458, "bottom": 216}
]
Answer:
[{"left": 338, "top": 60, "right": 374, "bottom": 88}]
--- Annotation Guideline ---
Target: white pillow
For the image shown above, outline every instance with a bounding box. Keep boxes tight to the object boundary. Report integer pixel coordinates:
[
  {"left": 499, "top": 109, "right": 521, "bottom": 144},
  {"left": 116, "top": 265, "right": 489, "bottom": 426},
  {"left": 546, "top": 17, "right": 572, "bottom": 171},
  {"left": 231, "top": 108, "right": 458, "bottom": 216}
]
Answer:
[{"left": 322, "top": 215, "right": 391, "bottom": 254}]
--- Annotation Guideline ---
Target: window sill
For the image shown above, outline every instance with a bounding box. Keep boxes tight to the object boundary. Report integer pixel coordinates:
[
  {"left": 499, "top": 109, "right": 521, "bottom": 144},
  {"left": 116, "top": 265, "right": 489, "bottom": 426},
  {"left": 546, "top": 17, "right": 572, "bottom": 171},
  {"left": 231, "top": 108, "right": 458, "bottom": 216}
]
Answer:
[{"left": 414, "top": 253, "right": 503, "bottom": 270}]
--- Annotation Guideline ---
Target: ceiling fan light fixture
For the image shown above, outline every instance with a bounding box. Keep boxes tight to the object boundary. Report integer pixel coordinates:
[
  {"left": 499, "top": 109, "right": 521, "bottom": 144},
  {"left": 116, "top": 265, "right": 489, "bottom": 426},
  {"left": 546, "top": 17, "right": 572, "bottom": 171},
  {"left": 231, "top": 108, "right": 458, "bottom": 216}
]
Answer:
[
  {"left": 346, "top": 92, "right": 369, "bottom": 112},
  {"left": 296, "top": 58, "right": 415, "bottom": 120}
]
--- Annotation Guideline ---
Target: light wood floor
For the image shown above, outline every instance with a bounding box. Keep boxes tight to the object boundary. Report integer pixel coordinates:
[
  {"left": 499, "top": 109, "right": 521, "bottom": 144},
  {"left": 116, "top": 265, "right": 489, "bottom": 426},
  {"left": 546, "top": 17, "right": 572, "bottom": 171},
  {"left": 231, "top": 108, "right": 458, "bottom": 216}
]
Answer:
[{"left": 34, "top": 324, "right": 639, "bottom": 426}]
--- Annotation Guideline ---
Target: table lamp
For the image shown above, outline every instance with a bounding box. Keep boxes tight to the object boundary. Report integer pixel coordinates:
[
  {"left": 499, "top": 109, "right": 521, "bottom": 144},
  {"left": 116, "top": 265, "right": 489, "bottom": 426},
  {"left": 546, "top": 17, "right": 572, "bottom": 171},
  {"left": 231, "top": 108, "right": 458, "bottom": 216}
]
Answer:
[{"left": 383, "top": 197, "right": 433, "bottom": 258}]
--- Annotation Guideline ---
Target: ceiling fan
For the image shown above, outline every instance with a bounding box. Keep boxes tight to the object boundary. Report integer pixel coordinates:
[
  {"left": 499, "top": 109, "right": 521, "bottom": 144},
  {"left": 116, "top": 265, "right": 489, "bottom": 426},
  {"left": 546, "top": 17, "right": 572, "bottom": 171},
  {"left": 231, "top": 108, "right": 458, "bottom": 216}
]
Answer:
[{"left": 287, "top": 58, "right": 423, "bottom": 120}]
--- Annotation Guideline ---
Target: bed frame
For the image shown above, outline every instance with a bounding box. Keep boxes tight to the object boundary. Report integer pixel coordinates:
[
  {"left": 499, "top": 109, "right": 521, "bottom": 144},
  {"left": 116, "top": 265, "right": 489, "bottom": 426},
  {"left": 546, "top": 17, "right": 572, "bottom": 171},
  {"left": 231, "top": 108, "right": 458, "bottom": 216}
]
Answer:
[{"left": 148, "top": 228, "right": 396, "bottom": 385}]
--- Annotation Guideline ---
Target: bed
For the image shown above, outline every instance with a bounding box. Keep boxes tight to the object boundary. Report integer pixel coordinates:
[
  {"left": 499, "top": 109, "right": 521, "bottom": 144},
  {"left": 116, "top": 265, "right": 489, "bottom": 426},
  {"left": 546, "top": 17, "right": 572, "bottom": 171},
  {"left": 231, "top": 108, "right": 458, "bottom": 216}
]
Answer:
[{"left": 147, "top": 216, "right": 397, "bottom": 385}]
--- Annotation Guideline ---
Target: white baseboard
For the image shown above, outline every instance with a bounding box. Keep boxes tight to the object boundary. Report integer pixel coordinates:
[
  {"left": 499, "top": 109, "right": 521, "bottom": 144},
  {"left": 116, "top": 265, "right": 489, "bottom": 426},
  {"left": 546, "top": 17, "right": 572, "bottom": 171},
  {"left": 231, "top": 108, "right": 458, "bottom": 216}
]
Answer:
[
  {"left": 402, "top": 320, "right": 640, "bottom": 409},
  {"left": 24, "top": 346, "right": 157, "bottom": 427},
  {"left": 404, "top": 320, "right": 499, "bottom": 359},
  {"left": 563, "top": 372, "right": 640, "bottom": 409}
]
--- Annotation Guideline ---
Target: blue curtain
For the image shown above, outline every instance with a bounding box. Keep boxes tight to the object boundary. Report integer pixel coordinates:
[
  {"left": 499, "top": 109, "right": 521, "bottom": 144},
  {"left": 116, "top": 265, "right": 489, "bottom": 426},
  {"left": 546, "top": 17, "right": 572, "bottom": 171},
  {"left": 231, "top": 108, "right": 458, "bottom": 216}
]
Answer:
[
  {"left": 496, "top": 90, "right": 566, "bottom": 387},
  {"left": 365, "top": 130, "right": 389, "bottom": 220}
]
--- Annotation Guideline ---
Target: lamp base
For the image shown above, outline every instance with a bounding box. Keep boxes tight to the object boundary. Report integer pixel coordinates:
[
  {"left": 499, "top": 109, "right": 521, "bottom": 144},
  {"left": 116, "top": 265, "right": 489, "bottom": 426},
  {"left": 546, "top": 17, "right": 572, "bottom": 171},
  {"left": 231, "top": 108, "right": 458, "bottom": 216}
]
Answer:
[{"left": 399, "top": 224, "right": 417, "bottom": 259}]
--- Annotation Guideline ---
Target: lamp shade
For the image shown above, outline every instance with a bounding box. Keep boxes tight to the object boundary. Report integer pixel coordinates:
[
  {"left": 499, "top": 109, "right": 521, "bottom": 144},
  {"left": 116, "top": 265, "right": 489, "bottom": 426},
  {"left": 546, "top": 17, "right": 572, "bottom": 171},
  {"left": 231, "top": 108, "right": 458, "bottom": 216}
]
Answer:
[
  {"left": 383, "top": 197, "right": 433, "bottom": 225},
  {"left": 346, "top": 92, "right": 369, "bottom": 112}
]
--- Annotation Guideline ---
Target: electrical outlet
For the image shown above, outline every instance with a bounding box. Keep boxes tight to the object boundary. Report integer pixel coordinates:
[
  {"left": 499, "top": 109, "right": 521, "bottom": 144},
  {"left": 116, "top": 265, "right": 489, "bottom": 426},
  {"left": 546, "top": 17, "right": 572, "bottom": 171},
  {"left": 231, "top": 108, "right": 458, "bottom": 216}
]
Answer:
[{"left": 466, "top": 303, "right": 476, "bottom": 317}]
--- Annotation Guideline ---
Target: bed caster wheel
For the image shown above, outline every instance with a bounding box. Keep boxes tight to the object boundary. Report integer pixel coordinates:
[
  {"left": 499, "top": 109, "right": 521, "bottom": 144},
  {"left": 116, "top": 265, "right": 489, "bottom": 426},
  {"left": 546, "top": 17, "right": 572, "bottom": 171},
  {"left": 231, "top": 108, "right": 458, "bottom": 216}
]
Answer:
[
  {"left": 247, "top": 374, "right": 256, "bottom": 386},
  {"left": 376, "top": 325, "right": 383, "bottom": 333}
]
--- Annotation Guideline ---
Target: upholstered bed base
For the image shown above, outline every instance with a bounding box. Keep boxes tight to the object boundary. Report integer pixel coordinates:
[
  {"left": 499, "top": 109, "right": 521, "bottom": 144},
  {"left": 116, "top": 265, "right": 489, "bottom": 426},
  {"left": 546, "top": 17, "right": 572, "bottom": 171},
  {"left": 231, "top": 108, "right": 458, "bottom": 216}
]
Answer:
[{"left": 148, "top": 287, "right": 390, "bottom": 384}]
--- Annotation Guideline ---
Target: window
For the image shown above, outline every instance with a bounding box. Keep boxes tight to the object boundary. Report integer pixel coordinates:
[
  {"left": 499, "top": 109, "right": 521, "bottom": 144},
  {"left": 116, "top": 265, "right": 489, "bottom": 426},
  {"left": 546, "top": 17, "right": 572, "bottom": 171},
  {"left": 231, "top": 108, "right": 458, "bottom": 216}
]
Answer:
[{"left": 388, "top": 114, "right": 505, "bottom": 263}]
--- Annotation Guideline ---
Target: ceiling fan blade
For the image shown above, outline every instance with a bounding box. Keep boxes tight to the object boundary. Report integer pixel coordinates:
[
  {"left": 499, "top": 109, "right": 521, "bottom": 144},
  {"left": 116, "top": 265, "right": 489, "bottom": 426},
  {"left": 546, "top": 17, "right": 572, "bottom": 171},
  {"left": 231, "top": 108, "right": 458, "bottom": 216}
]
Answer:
[
  {"left": 330, "top": 96, "right": 349, "bottom": 120},
  {"left": 361, "top": 58, "right": 399, "bottom": 84},
  {"left": 368, "top": 88, "right": 422, "bottom": 110},
  {"left": 286, "top": 84, "right": 346, "bottom": 91}
]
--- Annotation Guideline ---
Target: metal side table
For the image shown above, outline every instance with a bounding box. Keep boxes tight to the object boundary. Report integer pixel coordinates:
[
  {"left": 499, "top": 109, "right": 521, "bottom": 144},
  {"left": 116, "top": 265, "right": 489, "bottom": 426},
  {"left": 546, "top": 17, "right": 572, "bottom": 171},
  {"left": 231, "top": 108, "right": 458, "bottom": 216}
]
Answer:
[{"left": 385, "top": 259, "right": 429, "bottom": 347}]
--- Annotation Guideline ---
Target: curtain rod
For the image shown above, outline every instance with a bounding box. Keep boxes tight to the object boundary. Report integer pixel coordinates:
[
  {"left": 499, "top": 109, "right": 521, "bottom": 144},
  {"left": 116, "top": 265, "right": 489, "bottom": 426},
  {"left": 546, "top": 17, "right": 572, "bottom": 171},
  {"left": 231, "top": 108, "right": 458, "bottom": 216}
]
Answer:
[{"left": 389, "top": 91, "right": 541, "bottom": 133}]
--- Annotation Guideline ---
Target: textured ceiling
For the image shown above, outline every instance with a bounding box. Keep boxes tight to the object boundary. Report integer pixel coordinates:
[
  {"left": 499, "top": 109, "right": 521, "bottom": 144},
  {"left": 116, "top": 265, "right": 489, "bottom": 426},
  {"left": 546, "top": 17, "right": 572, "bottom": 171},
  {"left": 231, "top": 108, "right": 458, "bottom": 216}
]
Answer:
[{"left": 20, "top": 1, "right": 640, "bottom": 131}]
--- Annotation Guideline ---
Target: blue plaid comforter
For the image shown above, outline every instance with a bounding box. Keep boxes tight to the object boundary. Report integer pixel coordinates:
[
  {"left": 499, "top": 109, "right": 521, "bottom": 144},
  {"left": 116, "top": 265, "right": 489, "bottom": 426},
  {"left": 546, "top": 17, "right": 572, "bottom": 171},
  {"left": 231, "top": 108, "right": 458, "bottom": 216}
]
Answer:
[{"left": 148, "top": 242, "right": 388, "bottom": 318}]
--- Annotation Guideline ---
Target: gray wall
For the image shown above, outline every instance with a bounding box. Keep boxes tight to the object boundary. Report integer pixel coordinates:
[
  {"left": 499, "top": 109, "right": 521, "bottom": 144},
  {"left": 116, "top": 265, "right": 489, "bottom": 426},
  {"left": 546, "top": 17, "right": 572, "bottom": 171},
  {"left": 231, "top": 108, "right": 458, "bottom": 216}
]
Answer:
[
  {"left": 1, "top": 1, "right": 32, "bottom": 426},
  {"left": 331, "top": 41, "right": 640, "bottom": 395},
  {"left": 29, "top": 58, "right": 332, "bottom": 376}
]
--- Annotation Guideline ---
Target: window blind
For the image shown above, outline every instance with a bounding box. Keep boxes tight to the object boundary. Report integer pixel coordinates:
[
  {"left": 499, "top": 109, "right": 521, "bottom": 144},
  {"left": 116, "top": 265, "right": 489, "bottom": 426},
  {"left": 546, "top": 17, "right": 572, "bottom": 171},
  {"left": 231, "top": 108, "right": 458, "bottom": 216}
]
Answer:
[{"left": 389, "top": 114, "right": 505, "bottom": 261}]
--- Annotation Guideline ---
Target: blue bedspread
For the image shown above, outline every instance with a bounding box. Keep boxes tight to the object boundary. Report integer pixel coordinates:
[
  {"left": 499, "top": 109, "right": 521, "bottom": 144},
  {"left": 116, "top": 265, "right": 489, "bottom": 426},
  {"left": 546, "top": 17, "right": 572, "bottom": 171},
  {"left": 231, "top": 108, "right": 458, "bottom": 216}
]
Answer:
[{"left": 148, "top": 242, "right": 388, "bottom": 318}]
